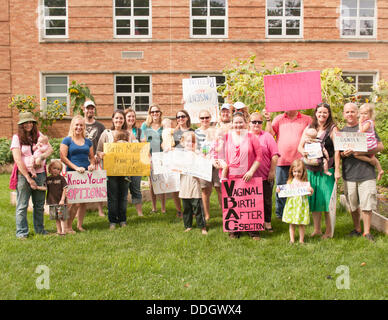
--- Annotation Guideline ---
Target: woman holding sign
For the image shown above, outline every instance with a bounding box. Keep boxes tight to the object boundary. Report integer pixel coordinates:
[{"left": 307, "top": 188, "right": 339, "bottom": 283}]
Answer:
[
  {"left": 60, "top": 115, "right": 95, "bottom": 233},
  {"left": 96, "top": 110, "right": 130, "bottom": 229},
  {"left": 141, "top": 104, "right": 166, "bottom": 214},
  {"left": 219, "top": 112, "right": 262, "bottom": 239},
  {"left": 297, "top": 103, "right": 339, "bottom": 239}
]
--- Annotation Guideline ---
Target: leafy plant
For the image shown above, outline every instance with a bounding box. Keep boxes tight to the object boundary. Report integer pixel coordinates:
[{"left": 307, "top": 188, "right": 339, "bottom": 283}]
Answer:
[
  {"left": 69, "top": 80, "right": 95, "bottom": 116},
  {"left": 0, "top": 138, "right": 12, "bottom": 165}
]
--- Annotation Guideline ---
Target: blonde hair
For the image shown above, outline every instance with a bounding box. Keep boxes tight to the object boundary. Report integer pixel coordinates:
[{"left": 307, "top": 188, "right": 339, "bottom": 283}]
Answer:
[
  {"left": 288, "top": 159, "right": 308, "bottom": 183},
  {"left": 68, "top": 115, "right": 86, "bottom": 139},
  {"left": 360, "top": 103, "right": 376, "bottom": 120},
  {"left": 145, "top": 103, "right": 162, "bottom": 127},
  {"left": 180, "top": 131, "right": 196, "bottom": 149},
  {"left": 48, "top": 159, "right": 63, "bottom": 175}
]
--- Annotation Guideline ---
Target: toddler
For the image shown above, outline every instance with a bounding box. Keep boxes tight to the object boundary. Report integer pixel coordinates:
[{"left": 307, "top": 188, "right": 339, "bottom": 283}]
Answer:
[
  {"left": 25, "top": 134, "right": 49, "bottom": 178},
  {"left": 46, "top": 160, "right": 68, "bottom": 235},
  {"left": 114, "top": 129, "right": 130, "bottom": 143},
  {"left": 161, "top": 118, "right": 175, "bottom": 151}
]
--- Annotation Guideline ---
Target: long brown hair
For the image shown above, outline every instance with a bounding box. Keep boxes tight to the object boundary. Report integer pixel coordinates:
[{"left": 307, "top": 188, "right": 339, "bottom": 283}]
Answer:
[
  {"left": 175, "top": 109, "right": 191, "bottom": 129},
  {"left": 18, "top": 123, "right": 38, "bottom": 146},
  {"left": 124, "top": 107, "right": 138, "bottom": 129},
  {"left": 310, "top": 103, "right": 335, "bottom": 130},
  {"left": 110, "top": 110, "right": 128, "bottom": 130}
]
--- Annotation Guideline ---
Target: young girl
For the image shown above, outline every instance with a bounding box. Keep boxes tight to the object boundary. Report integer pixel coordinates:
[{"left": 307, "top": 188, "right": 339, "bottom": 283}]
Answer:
[
  {"left": 179, "top": 131, "right": 207, "bottom": 235},
  {"left": 46, "top": 160, "right": 68, "bottom": 235},
  {"left": 356, "top": 103, "right": 384, "bottom": 180},
  {"left": 277, "top": 159, "right": 313, "bottom": 244}
]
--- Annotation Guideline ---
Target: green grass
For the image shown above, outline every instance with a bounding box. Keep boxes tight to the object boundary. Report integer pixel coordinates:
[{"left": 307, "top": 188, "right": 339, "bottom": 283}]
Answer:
[{"left": 0, "top": 173, "right": 387, "bottom": 300}]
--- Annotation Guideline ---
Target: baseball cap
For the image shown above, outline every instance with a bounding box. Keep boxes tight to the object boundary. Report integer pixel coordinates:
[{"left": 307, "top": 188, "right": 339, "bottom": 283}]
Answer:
[
  {"left": 84, "top": 100, "right": 96, "bottom": 108},
  {"left": 221, "top": 103, "right": 231, "bottom": 110},
  {"left": 233, "top": 102, "right": 246, "bottom": 110}
]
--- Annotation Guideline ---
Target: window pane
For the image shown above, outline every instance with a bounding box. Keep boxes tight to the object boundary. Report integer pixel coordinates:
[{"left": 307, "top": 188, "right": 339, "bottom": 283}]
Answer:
[
  {"left": 210, "top": 8, "right": 225, "bottom": 16},
  {"left": 285, "top": 0, "right": 301, "bottom": 8},
  {"left": 358, "top": 75, "right": 374, "bottom": 84},
  {"left": 211, "top": 20, "right": 224, "bottom": 28},
  {"left": 192, "top": 8, "right": 207, "bottom": 16},
  {"left": 115, "top": 0, "right": 131, "bottom": 7},
  {"left": 267, "top": 8, "right": 282, "bottom": 16},
  {"left": 46, "top": 76, "right": 67, "bottom": 85},
  {"left": 116, "top": 8, "right": 131, "bottom": 16},
  {"left": 342, "top": 0, "right": 357, "bottom": 9},
  {"left": 116, "top": 20, "right": 130, "bottom": 28},
  {"left": 45, "top": 28, "right": 66, "bottom": 36},
  {"left": 358, "top": 84, "right": 373, "bottom": 92},
  {"left": 285, "top": 8, "right": 301, "bottom": 16},
  {"left": 360, "top": 20, "right": 374, "bottom": 35},
  {"left": 116, "top": 76, "right": 132, "bottom": 85},
  {"left": 46, "top": 19, "right": 66, "bottom": 28},
  {"left": 210, "top": 0, "right": 226, "bottom": 8},
  {"left": 117, "top": 28, "right": 131, "bottom": 35},
  {"left": 193, "top": 19, "right": 206, "bottom": 27},
  {"left": 135, "top": 96, "right": 150, "bottom": 104},
  {"left": 116, "top": 96, "right": 132, "bottom": 110},
  {"left": 134, "top": 0, "right": 149, "bottom": 6},
  {"left": 286, "top": 19, "right": 300, "bottom": 35},
  {"left": 136, "top": 104, "right": 149, "bottom": 112},
  {"left": 46, "top": 85, "right": 67, "bottom": 94},
  {"left": 359, "top": 8, "right": 374, "bottom": 17},
  {"left": 192, "top": 0, "right": 207, "bottom": 7},
  {"left": 360, "top": 0, "right": 375, "bottom": 8},
  {"left": 45, "top": 0, "right": 66, "bottom": 7},
  {"left": 267, "top": 0, "right": 284, "bottom": 7},
  {"left": 47, "top": 8, "right": 66, "bottom": 16},
  {"left": 116, "top": 85, "right": 132, "bottom": 93},
  {"left": 342, "top": 19, "right": 356, "bottom": 35},
  {"left": 134, "top": 8, "right": 149, "bottom": 15}
]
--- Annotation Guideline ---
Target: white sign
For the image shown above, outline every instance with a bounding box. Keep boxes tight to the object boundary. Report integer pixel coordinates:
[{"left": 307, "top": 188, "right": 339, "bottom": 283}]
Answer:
[
  {"left": 334, "top": 132, "right": 368, "bottom": 152},
  {"left": 66, "top": 170, "right": 108, "bottom": 204},
  {"left": 304, "top": 142, "right": 323, "bottom": 159},
  {"left": 278, "top": 182, "right": 312, "bottom": 198},
  {"left": 151, "top": 171, "right": 180, "bottom": 195},
  {"left": 182, "top": 77, "right": 219, "bottom": 123}
]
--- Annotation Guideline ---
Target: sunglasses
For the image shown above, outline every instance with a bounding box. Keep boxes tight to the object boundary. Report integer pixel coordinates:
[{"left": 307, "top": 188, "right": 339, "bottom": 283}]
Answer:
[
  {"left": 176, "top": 115, "right": 187, "bottom": 119},
  {"left": 200, "top": 116, "right": 210, "bottom": 120},
  {"left": 150, "top": 110, "right": 160, "bottom": 114},
  {"left": 251, "top": 120, "right": 263, "bottom": 125}
]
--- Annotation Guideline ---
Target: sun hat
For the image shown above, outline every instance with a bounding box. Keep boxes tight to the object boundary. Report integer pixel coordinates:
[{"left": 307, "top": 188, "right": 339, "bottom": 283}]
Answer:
[
  {"left": 233, "top": 102, "right": 246, "bottom": 110},
  {"left": 221, "top": 103, "right": 231, "bottom": 110},
  {"left": 18, "top": 112, "right": 37, "bottom": 125},
  {"left": 84, "top": 100, "right": 96, "bottom": 108}
]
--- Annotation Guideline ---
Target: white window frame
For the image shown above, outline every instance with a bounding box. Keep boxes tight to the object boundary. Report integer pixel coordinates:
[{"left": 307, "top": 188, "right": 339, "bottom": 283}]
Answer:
[
  {"left": 114, "top": 74, "right": 152, "bottom": 115},
  {"left": 340, "top": 0, "right": 377, "bottom": 39},
  {"left": 190, "top": 0, "right": 228, "bottom": 38},
  {"left": 40, "top": 0, "right": 68, "bottom": 39},
  {"left": 265, "top": 0, "right": 304, "bottom": 39},
  {"left": 343, "top": 72, "right": 377, "bottom": 101},
  {"left": 41, "top": 74, "right": 70, "bottom": 114},
  {"left": 113, "top": 0, "right": 152, "bottom": 38},
  {"left": 190, "top": 74, "right": 226, "bottom": 105}
]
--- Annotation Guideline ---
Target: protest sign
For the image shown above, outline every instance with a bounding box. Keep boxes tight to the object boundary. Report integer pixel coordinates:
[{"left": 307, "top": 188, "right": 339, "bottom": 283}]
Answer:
[
  {"left": 304, "top": 142, "right": 323, "bottom": 159},
  {"left": 182, "top": 77, "right": 219, "bottom": 123},
  {"left": 333, "top": 132, "right": 368, "bottom": 152},
  {"left": 277, "top": 182, "right": 312, "bottom": 198},
  {"left": 264, "top": 71, "right": 322, "bottom": 112},
  {"left": 66, "top": 170, "right": 107, "bottom": 204},
  {"left": 103, "top": 142, "right": 150, "bottom": 176},
  {"left": 151, "top": 171, "right": 180, "bottom": 195},
  {"left": 222, "top": 177, "right": 264, "bottom": 232}
]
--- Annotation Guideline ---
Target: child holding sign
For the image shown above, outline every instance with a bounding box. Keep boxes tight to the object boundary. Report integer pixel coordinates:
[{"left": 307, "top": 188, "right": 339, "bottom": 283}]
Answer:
[
  {"left": 179, "top": 131, "right": 207, "bottom": 235},
  {"left": 277, "top": 160, "right": 313, "bottom": 244}
]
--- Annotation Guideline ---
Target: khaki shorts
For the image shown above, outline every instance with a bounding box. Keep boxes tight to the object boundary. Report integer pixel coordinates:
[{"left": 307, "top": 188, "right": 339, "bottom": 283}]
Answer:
[
  {"left": 200, "top": 166, "right": 221, "bottom": 189},
  {"left": 343, "top": 179, "right": 377, "bottom": 212}
]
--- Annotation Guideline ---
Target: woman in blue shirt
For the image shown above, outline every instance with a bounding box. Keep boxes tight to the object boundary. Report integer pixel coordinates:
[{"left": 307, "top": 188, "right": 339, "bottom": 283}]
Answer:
[{"left": 60, "top": 115, "right": 95, "bottom": 233}]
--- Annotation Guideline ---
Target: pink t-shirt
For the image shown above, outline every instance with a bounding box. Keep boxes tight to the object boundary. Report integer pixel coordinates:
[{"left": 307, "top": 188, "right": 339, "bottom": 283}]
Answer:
[
  {"left": 254, "top": 130, "right": 280, "bottom": 180},
  {"left": 10, "top": 133, "right": 46, "bottom": 174},
  {"left": 272, "top": 112, "right": 312, "bottom": 166},
  {"left": 223, "top": 131, "right": 262, "bottom": 179}
]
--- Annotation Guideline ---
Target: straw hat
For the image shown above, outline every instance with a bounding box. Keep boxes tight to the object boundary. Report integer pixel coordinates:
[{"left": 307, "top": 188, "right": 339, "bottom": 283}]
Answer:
[{"left": 17, "top": 112, "right": 37, "bottom": 125}]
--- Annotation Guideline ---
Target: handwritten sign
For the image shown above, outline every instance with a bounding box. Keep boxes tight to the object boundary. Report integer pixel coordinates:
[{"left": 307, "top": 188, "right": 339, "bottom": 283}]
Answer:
[
  {"left": 334, "top": 132, "right": 368, "bottom": 152},
  {"left": 278, "top": 182, "right": 312, "bottom": 198},
  {"left": 304, "top": 142, "right": 323, "bottom": 159},
  {"left": 66, "top": 170, "right": 107, "bottom": 204},
  {"left": 103, "top": 143, "right": 151, "bottom": 176},
  {"left": 151, "top": 171, "right": 180, "bottom": 195},
  {"left": 264, "top": 71, "right": 322, "bottom": 112},
  {"left": 152, "top": 150, "right": 212, "bottom": 182},
  {"left": 182, "top": 77, "right": 219, "bottom": 123},
  {"left": 222, "top": 177, "right": 264, "bottom": 232}
]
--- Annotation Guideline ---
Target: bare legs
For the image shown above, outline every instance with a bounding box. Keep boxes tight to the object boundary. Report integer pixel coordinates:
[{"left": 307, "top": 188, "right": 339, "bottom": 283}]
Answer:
[
  {"left": 289, "top": 224, "right": 305, "bottom": 244},
  {"left": 351, "top": 208, "right": 371, "bottom": 235},
  {"left": 311, "top": 211, "right": 332, "bottom": 238},
  {"left": 149, "top": 177, "right": 166, "bottom": 213},
  {"left": 66, "top": 203, "right": 87, "bottom": 233}
]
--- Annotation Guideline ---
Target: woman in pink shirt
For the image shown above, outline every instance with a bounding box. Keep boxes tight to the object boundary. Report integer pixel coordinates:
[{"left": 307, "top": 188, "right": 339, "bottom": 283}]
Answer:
[
  {"left": 250, "top": 112, "right": 279, "bottom": 232},
  {"left": 218, "top": 112, "right": 262, "bottom": 239}
]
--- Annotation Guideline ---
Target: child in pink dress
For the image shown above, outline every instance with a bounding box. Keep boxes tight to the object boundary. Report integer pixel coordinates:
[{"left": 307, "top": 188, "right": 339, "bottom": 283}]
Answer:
[{"left": 25, "top": 134, "right": 50, "bottom": 178}]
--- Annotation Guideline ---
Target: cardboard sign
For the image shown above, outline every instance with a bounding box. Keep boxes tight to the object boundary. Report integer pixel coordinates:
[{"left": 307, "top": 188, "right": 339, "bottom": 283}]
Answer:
[
  {"left": 278, "top": 182, "right": 312, "bottom": 198},
  {"left": 333, "top": 132, "right": 368, "bottom": 152},
  {"left": 264, "top": 71, "right": 322, "bottom": 112},
  {"left": 103, "top": 143, "right": 151, "bottom": 176},
  {"left": 182, "top": 77, "right": 219, "bottom": 123},
  {"left": 151, "top": 171, "right": 180, "bottom": 195},
  {"left": 222, "top": 177, "right": 264, "bottom": 232},
  {"left": 304, "top": 142, "right": 323, "bottom": 159},
  {"left": 66, "top": 170, "right": 107, "bottom": 204}
]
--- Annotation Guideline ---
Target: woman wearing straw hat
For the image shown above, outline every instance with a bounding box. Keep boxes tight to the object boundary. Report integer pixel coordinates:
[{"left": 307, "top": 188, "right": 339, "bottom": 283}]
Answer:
[{"left": 10, "top": 112, "right": 53, "bottom": 239}]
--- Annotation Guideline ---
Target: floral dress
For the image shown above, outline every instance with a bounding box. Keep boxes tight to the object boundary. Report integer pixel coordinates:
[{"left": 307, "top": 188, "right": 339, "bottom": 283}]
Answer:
[{"left": 282, "top": 179, "right": 310, "bottom": 225}]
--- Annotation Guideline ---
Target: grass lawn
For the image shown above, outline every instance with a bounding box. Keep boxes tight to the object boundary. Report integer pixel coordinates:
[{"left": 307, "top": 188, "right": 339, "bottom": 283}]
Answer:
[{"left": 0, "top": 173, "right": 387, "bottom": 300}]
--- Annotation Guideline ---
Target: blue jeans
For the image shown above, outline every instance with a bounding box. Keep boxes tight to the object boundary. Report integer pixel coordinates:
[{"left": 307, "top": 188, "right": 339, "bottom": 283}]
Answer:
[
  {"left": 107, "top": 176, "right": 129, "bottom": 224},
  {"left": 275, "top": 166, "right": 290, "bottom": 218},
  {"left": 16, "top": 173, "right": 47, "bottom": 238},
  {"left": 129, "top": 176, "right": 142, "bottom": 205}
]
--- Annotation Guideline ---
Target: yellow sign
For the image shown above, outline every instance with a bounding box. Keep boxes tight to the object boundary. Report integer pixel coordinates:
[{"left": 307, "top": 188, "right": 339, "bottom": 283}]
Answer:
[{"left": 103, "top": 143, "right": 150, "bottom": 176}]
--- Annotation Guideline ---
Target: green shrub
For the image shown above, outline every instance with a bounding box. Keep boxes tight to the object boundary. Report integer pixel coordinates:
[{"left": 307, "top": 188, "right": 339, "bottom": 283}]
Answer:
[{"left": 0, "top": 138, "right": 12, "bottom": 165}]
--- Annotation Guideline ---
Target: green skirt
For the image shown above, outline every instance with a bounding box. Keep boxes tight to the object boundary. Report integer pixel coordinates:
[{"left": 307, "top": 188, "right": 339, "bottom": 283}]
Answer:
[{"left": 307, "top": 168, "right": 335, "bottom": 212}]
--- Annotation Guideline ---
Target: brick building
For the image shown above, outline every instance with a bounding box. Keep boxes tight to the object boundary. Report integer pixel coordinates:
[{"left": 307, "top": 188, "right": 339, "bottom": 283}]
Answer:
[{"left": 0, "top": 0, "right": 387, "bottom": 138}]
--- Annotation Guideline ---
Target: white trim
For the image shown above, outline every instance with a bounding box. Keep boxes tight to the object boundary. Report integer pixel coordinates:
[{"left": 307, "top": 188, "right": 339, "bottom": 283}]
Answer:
[
  {"left": 190, "top": 0, "right": 228, "bottom": 39},
  {"left": 265, "top": 0, "right": 304, "bottom": 39},
  {"left": 343, "top": 72, "right": 378, "bottom": 99},
  {"left": 113, "top": 0, "right": 152, "bottom": 39},
  {"left": 40, "top": 0, "right": 68, "bottom": 39},
  {"left": 41, "top": 74, "right": 70, "bottom": 114},
  {"left": 340, "top": 0, "right": 377, "bottom": 39}
]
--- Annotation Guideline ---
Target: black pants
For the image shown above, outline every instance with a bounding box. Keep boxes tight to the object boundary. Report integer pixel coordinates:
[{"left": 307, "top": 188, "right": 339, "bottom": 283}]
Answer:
[{"left": 182, "top": 198, "right": 205, "bottom": 229}]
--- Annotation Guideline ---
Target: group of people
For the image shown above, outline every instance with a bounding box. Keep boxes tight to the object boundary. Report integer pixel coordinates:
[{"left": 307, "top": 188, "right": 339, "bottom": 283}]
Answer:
[{"left": 11, "top": 99, "right": 383, "bottom": 242}]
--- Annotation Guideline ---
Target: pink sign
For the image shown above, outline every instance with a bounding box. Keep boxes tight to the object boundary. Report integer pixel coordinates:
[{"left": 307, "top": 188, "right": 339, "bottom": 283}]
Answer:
[
  {"left": 222, "top": 177, "right": 264, "bottom": 232},
  {"left": 264, "top": 71, "right": 322, "bottom": 112}
]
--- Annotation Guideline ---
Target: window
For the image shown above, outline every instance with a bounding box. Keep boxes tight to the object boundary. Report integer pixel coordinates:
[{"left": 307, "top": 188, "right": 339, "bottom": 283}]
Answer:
[
  {"left": 114, "top": 0, "right": 152, "bottom": 38},
  {"left": 266, "top": 0, "right": 303, "bottom": 38},
  {"left": 341, "top": 0, "right": 376, "bottom": 38},
  {"left": 191, "top": 75, "right": 226, "bottom": 105},
  {"left": 115, "top": 75, "right": 151, "bottom": 113},
  {"left": 43, "top": 75, "right": 69, "bottom": 114},
  {"left": 343, "top": 73, "right": 376, "bottom": 102},
  {"left": 42, "top": 0, "right": 68, "bottom": 38},
  {"left": 191, "top": 0, "right": 228, "bottom": 38}
]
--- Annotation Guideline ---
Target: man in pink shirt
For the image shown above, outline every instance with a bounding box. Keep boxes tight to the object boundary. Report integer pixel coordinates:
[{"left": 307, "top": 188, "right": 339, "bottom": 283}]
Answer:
[{"left": 264, "top": 110, "right": 312, "bottom": 218}]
